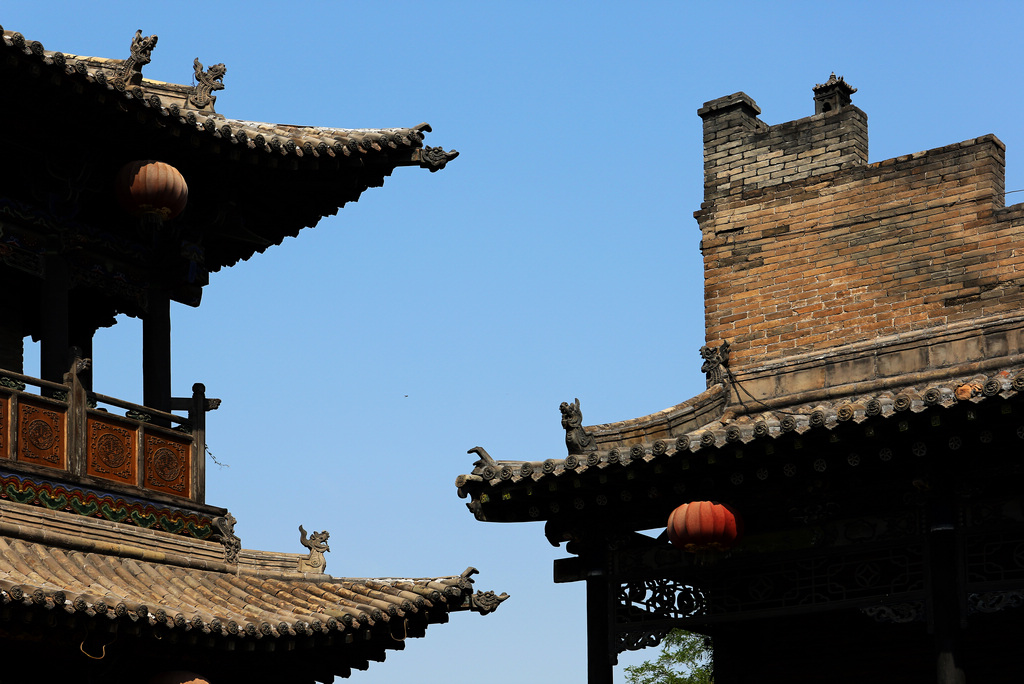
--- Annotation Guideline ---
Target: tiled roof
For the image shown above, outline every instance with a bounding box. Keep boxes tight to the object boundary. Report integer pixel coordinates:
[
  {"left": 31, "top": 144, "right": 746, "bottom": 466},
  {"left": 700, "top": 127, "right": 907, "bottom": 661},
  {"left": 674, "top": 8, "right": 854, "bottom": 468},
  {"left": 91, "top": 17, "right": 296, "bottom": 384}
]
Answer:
[
  {"left": 0, "top": 28, "right": 458, "bottom": 173},
  {"left": 456, "top": 365, "right": 1024, "bottom": 518},
  {"left": 0, "top": 498, "right": 506, "bottom": 681},
  {"left": 0, "top": 535, "right": 471, "bottom": 638}
]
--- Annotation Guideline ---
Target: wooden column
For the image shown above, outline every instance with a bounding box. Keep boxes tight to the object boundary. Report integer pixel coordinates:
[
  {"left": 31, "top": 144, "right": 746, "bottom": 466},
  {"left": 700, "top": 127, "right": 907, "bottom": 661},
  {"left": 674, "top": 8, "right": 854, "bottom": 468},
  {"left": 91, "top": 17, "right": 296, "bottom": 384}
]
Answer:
[
  {"left": 190, "top": 382, "right": 207, "bottom": 504},
  {"left": 65, "top": 352, "right": 88, "bottom": 477},
  {"left": 585, "top": 545, "right": 614, "bottom": 684},
  {"left": 928, "top": 498, "right": 966, "bottom": 684},
  {"left": 39, "top": 253, "right": 69, "bottom": 385},
  {"left": 143, "top": 286, "right": 171, "bottom": 416}
]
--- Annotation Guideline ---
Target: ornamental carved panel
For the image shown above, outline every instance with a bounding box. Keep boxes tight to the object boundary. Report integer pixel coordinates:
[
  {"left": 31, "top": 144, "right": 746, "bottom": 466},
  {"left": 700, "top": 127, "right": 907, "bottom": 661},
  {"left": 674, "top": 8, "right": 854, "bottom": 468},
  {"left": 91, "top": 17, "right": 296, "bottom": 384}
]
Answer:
[
  {"left": 18, "top": 400, "right": 65, "bottom": 469},
  {"left": 86, "top": 416, "right": 137, "bottom": 485},
  {"left": 144, "top": 432, "right": 191, "bottom": 498},
  {"left": 699, "top": 542, "right": 926, "bottom": 616}
]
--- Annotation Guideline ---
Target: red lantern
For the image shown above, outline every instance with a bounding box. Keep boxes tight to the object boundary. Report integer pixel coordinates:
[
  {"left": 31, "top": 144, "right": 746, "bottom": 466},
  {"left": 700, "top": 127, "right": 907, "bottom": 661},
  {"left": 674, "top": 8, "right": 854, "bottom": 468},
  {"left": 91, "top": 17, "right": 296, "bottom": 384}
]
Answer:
[
  {"left": 667, "top": 501, "right": 741, "bottom": 552},
  {"left": 116, "top": 160, "right": 188, "bottom": 220}
]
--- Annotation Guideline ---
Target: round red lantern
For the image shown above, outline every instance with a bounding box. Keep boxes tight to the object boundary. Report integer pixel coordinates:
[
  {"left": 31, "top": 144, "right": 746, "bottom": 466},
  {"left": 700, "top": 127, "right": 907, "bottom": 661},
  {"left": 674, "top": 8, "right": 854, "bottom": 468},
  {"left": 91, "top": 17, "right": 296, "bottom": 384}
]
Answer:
[
  {"left": 116, "top": 160, "right": 188, "bottom": 220},
  {"left": 667, "top": 501, "right": 741, "bottom": 552}
]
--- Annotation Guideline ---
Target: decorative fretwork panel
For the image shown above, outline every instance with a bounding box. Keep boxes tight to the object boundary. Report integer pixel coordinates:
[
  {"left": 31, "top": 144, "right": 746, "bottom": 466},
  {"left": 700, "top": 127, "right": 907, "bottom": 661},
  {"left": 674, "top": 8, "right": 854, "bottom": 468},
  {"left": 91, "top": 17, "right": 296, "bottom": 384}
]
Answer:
[
  {"left": 144, "top": 433, "right": 190, "bottom": 497},
  {"left": 615, "top": 579, "right": 705, "bottom": 654},
  {"left": 618, "top": 579, "right": 707, "bottom": 622},
  {"left": 965, "top": 531, "right": 1024, "bottom": 587},
  {"left": 703, "top": 543, "right": 926, "bottom": 614},
  {"left": 17, "top": 399, "right": 65, "bottom": 469},
  {"left": 86, "top": 415, "right": 137, "bottom": 486}
]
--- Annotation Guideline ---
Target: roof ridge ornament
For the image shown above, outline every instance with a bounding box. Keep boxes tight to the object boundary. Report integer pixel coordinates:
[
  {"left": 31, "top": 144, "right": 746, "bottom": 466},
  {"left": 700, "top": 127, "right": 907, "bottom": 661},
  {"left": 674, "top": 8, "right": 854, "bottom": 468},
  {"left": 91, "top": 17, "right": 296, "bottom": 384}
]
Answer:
[
  {"left": 189, "top": 58, "right": 226, "bottom": 111},
  {"left": 298, "top": 524, "right": 331, "bottom": 573},
  {"left": 700, "top": 341, "right": 731, "bottom": 389},
  {"left": 561, "top": 398, "right": 597, "bottom": 455},
  {"left": 113, "top": 29, "right": 157, "bottom": 90},
  {"left": 212, "top": 513, "right": 241, "bottom": 564},
  {"left": 416, "top": 146, "right": 460, "bottom": 172},
  {"left": 460, "top": 568, "right": 510, "bottom": 615}
]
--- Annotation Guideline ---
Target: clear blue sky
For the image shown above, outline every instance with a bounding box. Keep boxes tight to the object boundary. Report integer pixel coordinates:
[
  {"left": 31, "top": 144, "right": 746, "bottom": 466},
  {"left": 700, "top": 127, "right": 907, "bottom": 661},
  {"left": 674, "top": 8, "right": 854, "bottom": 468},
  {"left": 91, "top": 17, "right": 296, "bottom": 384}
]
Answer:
[{"left": 6, "top": 2, "right": 1024, "bottom": 681}]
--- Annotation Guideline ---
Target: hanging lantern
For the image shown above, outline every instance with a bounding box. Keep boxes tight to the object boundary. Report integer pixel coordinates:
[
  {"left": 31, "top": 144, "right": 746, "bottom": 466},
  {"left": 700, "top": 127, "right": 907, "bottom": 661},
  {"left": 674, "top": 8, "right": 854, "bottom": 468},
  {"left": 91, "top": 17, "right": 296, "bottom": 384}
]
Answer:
[
  {"left": 667, "top": 501, "right": 741, "bottom": 552},
  {"left": 116, "top": 160, "right": 188, "bottom": 220}
]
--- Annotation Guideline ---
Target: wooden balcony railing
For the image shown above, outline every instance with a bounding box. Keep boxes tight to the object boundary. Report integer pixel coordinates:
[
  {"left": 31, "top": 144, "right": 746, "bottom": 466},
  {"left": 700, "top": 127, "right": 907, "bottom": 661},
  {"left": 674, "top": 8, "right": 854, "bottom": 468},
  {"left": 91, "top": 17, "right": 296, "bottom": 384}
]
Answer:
[{"left": 0, "top": 358, "right": 218, "bottom": 505}]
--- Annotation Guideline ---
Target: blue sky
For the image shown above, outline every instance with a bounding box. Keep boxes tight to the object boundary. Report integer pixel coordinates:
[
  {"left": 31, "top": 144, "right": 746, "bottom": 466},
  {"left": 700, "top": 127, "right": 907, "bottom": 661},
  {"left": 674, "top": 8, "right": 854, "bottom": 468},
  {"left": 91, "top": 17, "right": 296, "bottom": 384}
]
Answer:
[{"left": 6, "top": 2, "right": 1024, "bottom": 681}]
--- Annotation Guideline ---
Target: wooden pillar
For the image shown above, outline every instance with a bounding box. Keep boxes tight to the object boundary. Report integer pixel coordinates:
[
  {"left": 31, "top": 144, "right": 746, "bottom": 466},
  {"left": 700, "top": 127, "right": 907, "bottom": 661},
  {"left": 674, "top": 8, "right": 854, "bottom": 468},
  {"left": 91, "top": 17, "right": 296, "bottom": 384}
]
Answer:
[
  {"left": 190, "top": 382, "right": 207, "bottom": 504},
  {"left": 928, "top": 498, "right": 966, "bottom": 684},
  {"left": 40, "top": 253, "right": 69, "bottom": 384},
  {"left": 143, "top": 286, "right": 171, "bottom": 415},
  {"left": 586, "top": 546, "right": 614, "bottom": 684},
  {"left": 65, "top": 351, "right": 88, "bottom": 478}
]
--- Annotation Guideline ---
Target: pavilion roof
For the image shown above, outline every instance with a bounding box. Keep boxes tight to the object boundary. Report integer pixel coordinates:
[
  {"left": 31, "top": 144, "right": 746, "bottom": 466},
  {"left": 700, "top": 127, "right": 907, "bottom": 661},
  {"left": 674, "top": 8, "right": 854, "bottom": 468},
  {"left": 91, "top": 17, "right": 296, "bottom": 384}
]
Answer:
[
  {"left": 0, "top": 498, "right": 506, "bottom": 682},
  {"left": 0, "top": 26, "right": 459, "bottom": 293},
  {"left": 1, "top": 28, "right": 456, "bottom": 176},
  {"left": 456, "top": 362, "right": 1024, "bottom": 525}
]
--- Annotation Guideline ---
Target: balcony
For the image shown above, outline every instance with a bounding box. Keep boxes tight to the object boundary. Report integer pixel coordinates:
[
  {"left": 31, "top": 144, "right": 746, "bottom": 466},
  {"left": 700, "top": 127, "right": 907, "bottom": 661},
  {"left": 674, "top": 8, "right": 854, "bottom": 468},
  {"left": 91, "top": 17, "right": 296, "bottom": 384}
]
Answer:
[{"left": 0, "top": 358, "right": 217, "bottom": 507}]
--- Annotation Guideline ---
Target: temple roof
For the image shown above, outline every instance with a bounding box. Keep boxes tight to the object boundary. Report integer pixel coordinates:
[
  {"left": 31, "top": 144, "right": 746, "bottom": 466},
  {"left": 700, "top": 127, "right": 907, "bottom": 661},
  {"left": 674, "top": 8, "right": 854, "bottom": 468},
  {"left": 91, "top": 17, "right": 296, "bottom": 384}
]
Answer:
[
  {"left": 0, "top": 498, "right": 506, "bottom": 682},
  {"left": 456, "top": 361, "right": 1024, "bottom": 525},
  {"left": 1, "top": 28, "right": 457, "bottom": 175},
  {"left": 0, "top": 25, "right": 460, "bottom": 323},
  {"left": 0, "top": 536, "right": 471, "bottom": 637}
]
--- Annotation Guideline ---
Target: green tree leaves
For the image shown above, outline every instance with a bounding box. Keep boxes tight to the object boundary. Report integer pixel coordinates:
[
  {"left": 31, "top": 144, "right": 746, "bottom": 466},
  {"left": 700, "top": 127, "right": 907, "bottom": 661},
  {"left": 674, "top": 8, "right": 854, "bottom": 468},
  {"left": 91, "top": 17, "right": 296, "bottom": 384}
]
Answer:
[{"left": 624, "top": 630, "right": 713, "bottom": 684}]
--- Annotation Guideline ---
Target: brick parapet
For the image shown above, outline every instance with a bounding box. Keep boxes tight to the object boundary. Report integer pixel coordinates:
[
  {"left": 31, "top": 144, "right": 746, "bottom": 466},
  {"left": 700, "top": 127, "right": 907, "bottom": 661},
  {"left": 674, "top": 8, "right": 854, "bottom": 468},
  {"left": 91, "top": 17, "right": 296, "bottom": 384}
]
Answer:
[
  {"left": 696, "top": 87, "right": 1017, "bottom": 375},
  {"left": 699, "top": 91, "right": 867, "bottom": 202}
]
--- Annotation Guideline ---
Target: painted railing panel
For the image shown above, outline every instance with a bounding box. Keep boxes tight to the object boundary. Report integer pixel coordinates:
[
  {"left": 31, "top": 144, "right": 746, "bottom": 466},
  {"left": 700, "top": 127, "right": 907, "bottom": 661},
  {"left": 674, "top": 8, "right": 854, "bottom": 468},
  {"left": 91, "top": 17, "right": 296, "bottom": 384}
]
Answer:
[{"left": 0, "top": 362, "right": 215, "bottom": 504}]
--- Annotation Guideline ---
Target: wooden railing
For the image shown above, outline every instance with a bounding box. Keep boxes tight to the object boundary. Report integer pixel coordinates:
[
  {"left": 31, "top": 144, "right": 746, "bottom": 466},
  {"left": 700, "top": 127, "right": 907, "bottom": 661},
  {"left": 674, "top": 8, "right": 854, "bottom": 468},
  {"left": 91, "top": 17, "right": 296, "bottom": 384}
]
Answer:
[{"left": 0, "top": 358, "right": 218, "bottom": 505}]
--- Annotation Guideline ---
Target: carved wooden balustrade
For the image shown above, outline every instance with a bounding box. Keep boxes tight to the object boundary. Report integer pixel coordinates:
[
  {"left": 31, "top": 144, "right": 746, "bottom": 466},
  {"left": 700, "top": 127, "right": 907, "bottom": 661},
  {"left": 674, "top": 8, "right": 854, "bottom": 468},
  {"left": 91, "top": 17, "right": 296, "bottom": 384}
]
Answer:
[{"left": 0, "top": 360, "right": 217, "bottom": 505}]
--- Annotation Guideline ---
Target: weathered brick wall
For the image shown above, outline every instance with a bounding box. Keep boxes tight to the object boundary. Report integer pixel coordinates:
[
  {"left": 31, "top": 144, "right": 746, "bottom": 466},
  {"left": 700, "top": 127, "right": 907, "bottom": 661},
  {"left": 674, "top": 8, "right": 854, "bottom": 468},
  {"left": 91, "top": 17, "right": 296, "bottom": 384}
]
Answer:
[{"left": 695, "top": 90, "right": 1019, "bottom": 373}]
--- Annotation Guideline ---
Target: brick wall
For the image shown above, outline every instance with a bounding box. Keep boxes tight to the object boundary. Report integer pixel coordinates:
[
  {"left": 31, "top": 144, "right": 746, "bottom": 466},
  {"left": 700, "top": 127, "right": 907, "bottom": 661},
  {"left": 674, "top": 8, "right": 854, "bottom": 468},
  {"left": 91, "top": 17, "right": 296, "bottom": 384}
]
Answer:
[{"left": 695, "top": 87, "right": 1020, "bottom": 373}]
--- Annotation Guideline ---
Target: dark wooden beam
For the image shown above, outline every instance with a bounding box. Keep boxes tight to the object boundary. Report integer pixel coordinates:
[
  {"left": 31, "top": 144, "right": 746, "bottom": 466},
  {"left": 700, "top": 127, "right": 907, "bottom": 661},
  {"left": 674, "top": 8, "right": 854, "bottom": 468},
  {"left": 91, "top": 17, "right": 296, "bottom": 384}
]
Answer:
[
  {"left": 39, "top": 253, "right": 69, "bottom": 386},
  {"left": 586, "top": 549, "right": 614, "bottom": 684},
  {"left": 143, "top": 286, "right": 171, "bottom": 416}
]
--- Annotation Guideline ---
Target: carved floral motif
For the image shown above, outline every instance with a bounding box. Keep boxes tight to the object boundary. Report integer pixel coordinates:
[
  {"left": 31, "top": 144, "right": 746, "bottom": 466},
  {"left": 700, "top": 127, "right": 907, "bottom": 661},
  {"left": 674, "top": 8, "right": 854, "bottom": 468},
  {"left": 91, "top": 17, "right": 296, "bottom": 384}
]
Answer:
[
  {"left": 0, "top": 471, "right": 213, "bottom": 538},
  {"left": 87, "top": 418, "right": 136, "bottom": 484},
  {"left": 18, "top": 401, "right": 64, "bottom": 468},
  {"left": 144, "top": 434, "right": 190, "bottom": 496}
]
